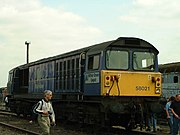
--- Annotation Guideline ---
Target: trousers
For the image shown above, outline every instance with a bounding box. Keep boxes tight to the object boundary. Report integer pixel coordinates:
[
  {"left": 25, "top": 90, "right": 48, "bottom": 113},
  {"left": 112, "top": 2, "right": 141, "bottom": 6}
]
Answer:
[
  {"left": 147, "top": 113, "right": 157, "bottom": 131},
  {"left": 172, "top": 117, "right": 180, "bottom": 135},
  {"left": 38, "top": 115, "right": 50, "bottom": 135},
  {"left": 167, "top": 116, "right": 173, "bottom": 134}
]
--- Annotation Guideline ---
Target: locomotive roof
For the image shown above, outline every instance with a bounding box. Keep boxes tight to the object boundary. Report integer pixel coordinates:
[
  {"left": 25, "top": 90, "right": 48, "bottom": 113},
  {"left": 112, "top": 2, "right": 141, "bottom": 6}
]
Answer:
[
  {"left": 87, "top": 37, "right": 158, "bottom": 54},
  {"left": 159, "top": 62, "right": 180, "bottom": 73},
  {"left": 11, "top": 37, "right": 158, "bottom": 71}
]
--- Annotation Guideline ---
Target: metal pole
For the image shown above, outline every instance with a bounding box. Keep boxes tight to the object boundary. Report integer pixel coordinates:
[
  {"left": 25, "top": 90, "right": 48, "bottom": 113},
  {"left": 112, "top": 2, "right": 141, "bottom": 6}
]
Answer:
[{"left": 25, "top": 41, "right": 30, "bottom": 64}]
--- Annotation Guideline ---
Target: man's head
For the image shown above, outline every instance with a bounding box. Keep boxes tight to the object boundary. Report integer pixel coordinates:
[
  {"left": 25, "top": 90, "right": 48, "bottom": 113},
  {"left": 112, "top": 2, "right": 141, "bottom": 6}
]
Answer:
[
  {"left": 175, "top": 94, "right": 180, "bottom": 102},
  {"left": 44, "top": 90, "right": 53, "bottom": 101},
  {"left": 169, "top": 96, "right": 175, "bottom": 102}
]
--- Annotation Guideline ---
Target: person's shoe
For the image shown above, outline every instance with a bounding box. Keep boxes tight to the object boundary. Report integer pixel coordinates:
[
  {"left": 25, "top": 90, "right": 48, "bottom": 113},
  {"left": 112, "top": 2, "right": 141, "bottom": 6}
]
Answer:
[{"left": 146, "top": 128, "right": 151, "bottom": 131}]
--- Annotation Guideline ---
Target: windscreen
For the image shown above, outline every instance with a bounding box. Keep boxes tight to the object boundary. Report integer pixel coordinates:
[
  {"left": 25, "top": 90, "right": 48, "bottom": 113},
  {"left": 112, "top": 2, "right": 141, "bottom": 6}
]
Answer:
[
  {"left": 106, "top": 50, "right": 128, "bottom": 69},
  {"left": 133, "top": 52, "right": 155, "bottom": 71}
]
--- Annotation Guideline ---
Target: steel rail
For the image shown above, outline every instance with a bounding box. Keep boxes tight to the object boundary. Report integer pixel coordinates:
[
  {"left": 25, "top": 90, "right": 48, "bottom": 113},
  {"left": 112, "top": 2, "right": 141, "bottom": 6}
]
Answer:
[{"left": 0, "top": 122, "right": 41, "bottom": 135}]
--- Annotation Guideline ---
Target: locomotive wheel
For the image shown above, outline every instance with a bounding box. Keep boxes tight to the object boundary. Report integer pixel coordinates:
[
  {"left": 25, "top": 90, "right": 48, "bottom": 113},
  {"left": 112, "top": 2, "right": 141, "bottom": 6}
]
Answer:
[{"left": 16, "top": 112, "right": 21, "bottom": 117}]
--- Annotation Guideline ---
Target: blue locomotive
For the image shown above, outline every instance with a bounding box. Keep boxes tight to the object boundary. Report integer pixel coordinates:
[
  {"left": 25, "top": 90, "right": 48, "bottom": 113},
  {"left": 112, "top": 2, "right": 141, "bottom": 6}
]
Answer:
[
  {"left": 159, "top": 62, "right": 180, "bottom": 98},
  {"left": 7, "top": 37, "right": 162, "bottom": 129}
]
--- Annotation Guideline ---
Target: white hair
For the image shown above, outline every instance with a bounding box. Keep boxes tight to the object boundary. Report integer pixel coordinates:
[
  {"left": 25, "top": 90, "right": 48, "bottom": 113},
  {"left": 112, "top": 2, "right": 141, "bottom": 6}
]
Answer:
[{"left": 44, "top": 90, "right": 52, "bottom": 96}]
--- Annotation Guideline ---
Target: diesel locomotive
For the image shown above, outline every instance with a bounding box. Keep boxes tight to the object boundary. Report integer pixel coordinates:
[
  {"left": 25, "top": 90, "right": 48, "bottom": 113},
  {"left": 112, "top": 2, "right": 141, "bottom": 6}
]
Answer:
[
  {"left": 7, "top": 37, "right": 162, "bottom": 129},
  {"left": 159, "top": 62, "right": 180, "bottom": 98}
]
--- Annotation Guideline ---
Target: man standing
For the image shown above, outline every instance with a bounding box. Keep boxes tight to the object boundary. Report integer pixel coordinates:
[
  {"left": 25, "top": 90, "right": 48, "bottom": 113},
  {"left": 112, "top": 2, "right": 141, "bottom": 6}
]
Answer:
[
  {"left": 146, "top": 112, "right": 157, "bottom": 132},
  {"left": 170, "top": 94, "right": 180, "bottom": 135},
  {"left": 165, "top": 96, "right": 175, "bottom": 134},
  {"left": 34, "top": 90, "right": 56, "bottom": 135}
]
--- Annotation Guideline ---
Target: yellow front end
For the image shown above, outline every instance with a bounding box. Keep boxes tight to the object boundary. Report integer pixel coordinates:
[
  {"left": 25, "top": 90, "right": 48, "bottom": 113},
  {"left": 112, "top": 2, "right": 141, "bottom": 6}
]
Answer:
[{"left": 101, "top": 70, "right": 161, "bottom": 96}]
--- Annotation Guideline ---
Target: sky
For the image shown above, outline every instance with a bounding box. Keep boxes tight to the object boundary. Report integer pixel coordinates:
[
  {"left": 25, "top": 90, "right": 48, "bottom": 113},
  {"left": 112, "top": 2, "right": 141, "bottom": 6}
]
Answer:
[{"left": 0, "top": 0, "right": 180, "bottom": 87}]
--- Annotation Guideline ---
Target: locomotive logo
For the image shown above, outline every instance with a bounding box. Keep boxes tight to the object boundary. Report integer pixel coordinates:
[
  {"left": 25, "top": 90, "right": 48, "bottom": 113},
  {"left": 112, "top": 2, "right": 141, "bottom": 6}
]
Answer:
[{"left": 85, "top": 72, "right": 99, "bottom": 84}]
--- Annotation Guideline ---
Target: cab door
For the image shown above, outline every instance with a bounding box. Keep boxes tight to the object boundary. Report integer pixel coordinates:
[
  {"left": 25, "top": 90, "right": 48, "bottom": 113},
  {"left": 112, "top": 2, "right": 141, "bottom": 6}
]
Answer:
[
  {"left": 84, "top": 54, "right": 101, "bottom": 96},
  {"left": 12, "top": 68, "right": 20, "bottom": 94}
]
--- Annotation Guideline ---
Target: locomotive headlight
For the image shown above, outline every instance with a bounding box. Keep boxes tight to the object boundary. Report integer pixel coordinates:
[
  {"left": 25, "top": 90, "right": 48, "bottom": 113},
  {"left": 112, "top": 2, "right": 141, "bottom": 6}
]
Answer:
[
  {"left": 155, "top": 88, "right": 160, "bottom": 94},
  {"left": 156, "top": 77, "right": 160, "bottom": 81},
  {"left": 105, "top": 75, "right": 110, "bottom": 87},
  {"left": 106, "top": 76, "right": 110, "bottom": 80},
  {"left": 155, "top": 77, "right": 161, "bottom": 88}
]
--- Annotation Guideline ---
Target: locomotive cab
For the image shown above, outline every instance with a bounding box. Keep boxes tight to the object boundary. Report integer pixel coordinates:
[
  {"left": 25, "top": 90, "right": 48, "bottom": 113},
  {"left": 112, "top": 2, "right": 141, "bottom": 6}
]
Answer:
[
  {"left": 84, "top": 37, "right": 162, "bottom": 129},
  {"left": 84, "top": 37, "right": 161, "bottom": 96},
  {"left": 7, "top": 67, "right": 29, "bottom": 96}
]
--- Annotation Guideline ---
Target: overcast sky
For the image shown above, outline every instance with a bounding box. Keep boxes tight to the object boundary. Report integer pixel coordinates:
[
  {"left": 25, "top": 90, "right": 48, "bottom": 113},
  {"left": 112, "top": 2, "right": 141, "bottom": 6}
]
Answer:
[{"left": 0, "top": 0, "right": 180, "bottom": 87}]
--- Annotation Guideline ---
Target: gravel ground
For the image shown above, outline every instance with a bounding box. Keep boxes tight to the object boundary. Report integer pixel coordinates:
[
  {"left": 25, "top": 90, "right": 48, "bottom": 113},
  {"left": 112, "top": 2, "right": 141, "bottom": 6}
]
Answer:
[
  {"left": 0, "top": 113, "right": 173, "bottom": 135},
  {"left": 0, "top": 102, "right": 175, "bottom": 135},
  {"left": 0, "top": 114, "right": 90, "bottom": 135},
  {"left": 0, "top": 102, "right": 89, "bottom": 135}
]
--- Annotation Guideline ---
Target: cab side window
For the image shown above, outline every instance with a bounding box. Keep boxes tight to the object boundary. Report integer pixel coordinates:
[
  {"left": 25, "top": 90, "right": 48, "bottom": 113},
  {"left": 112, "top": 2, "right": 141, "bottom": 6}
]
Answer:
[
  {"left": 88, "top": 54, "right": 100, "bottom": 70},
  {"left": 174, "top": 76, "right": 178, "bottom": 83}
]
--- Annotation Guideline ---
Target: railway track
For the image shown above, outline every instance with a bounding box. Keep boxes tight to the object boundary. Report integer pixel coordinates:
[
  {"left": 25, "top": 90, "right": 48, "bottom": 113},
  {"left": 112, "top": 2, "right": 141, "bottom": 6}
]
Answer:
[
  {"left": 0, "top": 108, "right": 169, "bottom": 135},
  {"left": 61, "top": 121, "right": 159, "bottom": 135},
  {"left": 111, "top": 127, "right": 157, "bottom": 135},
  {"left": 0, "top": 109, "right": 41, "bottom": 135},
  {"left": 0, "top": 122, "right": 40, "bottom": 135},
  {"left": 0, "top": 109, "right": 88, "bottom": 135},
  {"left": 0, "top": 109, "right": 16, "bottom": 116}
]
